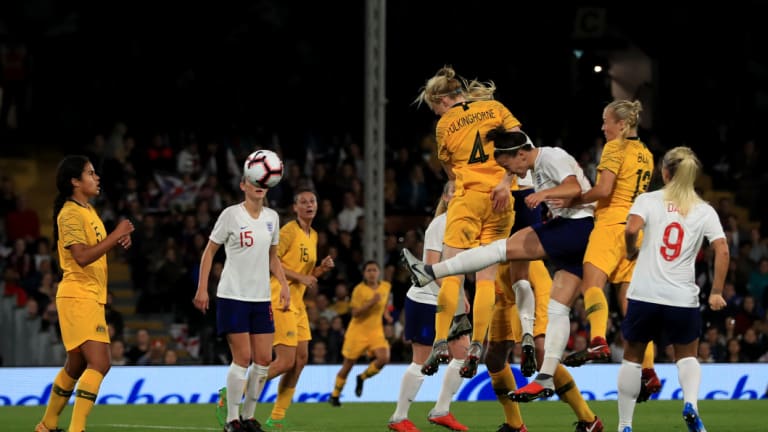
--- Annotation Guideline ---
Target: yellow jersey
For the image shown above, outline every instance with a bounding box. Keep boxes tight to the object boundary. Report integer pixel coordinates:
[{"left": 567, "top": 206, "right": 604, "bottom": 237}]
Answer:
[
  {"left": 271, "top": 220, "right": 317, "bottom": 312},
  {"left": 347, "top": 280, "right": 391, "bottom": 335},
  {"left": 56, "top": 200, "right": 108, "bottom": 303},
  {"left": 436, "top": 100, "right": 521, "bottom": 194},
  {"left": 594, "top": 138, "right": 654, "bottom": 225}
]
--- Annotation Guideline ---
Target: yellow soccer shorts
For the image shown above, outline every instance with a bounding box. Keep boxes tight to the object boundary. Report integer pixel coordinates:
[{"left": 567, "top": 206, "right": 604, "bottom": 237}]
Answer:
[
  {"left": 341, "top": 329, "right": 389, "bottom": 360},
  {"left": 444, "top": 189, "right": 514, "bottom": 249},
  {"left": 56, "top": 297, "right": 110, "bottom": 352},
  {"left": 273, "top": 307, "right": 312, "bottom": 347},
  {"left": 583, "top": 223, "right": 641, "bottom": 284}
]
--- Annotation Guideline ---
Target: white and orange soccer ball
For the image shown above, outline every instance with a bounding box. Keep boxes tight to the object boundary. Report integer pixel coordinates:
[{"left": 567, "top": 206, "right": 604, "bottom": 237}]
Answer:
[{"left": 243, "top": 149, "right": 284, "bottom": 188}]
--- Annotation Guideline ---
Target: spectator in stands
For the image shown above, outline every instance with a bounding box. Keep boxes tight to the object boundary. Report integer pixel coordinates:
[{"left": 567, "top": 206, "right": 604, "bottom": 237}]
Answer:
[
  {"left": 35, "top": 155, "right": 134, "bottom": 432},
  {"left": 397, "top": 164, "right": 429, "bottom": 211},
  {"left": 337, "top": 191, "right": 363, "bottom": 233},
  {"left": 201, "top": 139, "right": 240, "bottom": 194},
  {"left": 40, "top": 301, "right": 60, "bottom": 341},
  {"left": 316, "top": 293, "right": 338, "bottom": 323},
  {"left": 146, "top": 133, "right": 175, "bottom": 173},
  {"left": 740, "top": 328, "right": 765, "bottom": 361},
  {"left": 176, "top": 140, "right": 201, "bottom": 176},
  {"left": 163, "top": 349, "right": 179, "bottom": 365},
  {"left": 7, "top": 237, "right": 32, "bottom": 282},
  {"left": 3, "top": 268, "right": 27, "bottom": 307},
  {"left": 33, "top": 237, "right": 55, "bottom": 273},
  {"left": 5, "top": 196, "right": 40, "bottom": 242},
  {"left": 126, "top": 328, "right": 151, "bottom": 365},
  {"left": 110, "top": 340, "right": 127, "bottom": 366},
  {"left": 748, "top": 258, "right": 768, "bottom": 304},
  {"left": 697, "top": 341, "right": 715, "bottom": 363},
  {"left": 309, "top": 340, "right": 329, "bottom": 364},
  {"left": 724, "top": 337, "right": 746, "bottom": 363},
  {"left": 703, "top": 326, "right": 726, "bottom": 362},
  {"left": 748, "top": 228, "right": 768, "bottom": 264},
  {"left": 138, "top": 338, "right": 168, "bottom": 365},
  {"left": 734, "top": 295, "right": 763, "bottom": 335},
  {"left": 331, "top": 282, "right": 351, "bottom": 323}
]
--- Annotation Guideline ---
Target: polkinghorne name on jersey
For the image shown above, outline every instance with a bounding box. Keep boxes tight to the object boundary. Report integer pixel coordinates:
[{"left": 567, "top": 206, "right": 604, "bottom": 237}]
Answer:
[{"left": 444, "top": 109, "right": 497, "bottom": 137}]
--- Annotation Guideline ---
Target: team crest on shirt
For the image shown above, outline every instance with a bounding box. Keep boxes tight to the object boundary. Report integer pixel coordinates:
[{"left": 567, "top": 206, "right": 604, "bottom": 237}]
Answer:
[{"left": 266, "top": 222, "right": 274, "bottom": 232}]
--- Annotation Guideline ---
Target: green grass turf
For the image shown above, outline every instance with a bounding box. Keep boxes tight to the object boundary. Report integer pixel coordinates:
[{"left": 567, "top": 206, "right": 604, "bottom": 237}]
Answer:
[{"left": 2, "top": 400, "right": 764, "bottom": 431}]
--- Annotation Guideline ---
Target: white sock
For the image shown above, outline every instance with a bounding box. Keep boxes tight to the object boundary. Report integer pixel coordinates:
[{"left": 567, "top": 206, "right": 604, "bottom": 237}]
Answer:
[
  {"left": 432, "top": 239, "right": 507, "bottom": 279},
  {"left": 540, "top": 299, "right": 570, "bottom": 376},
  {"left": 677, "top": 356, "right": 701, "bottom": 410},
  {"left": 391, "top": 363, "right": 424, "bottom": 422},
  {"left": 226, "top": 362, "right": 249, "bottom": 422},
  {"left": 242, "top": 364, "right": 269, "bottom": 419},
  {"left": 432, "top": 359, "right": 464, "bottom": 415},
  {"left": 617, "top": 359, "right": 642, "bottom": 430},
  {"left": 512, "top": 280, "right": 535, "bottom": 337}
]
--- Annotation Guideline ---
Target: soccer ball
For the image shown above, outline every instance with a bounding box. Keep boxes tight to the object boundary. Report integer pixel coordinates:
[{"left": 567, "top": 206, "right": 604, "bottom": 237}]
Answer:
[{"left": 243, "top": 150, "right": 284, "bottom": 188}]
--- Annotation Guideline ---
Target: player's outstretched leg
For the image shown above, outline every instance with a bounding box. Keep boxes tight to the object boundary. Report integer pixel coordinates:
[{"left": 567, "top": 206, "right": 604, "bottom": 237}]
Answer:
[{"left": 401, "top": 248, "right": 436, "bottom": 287}]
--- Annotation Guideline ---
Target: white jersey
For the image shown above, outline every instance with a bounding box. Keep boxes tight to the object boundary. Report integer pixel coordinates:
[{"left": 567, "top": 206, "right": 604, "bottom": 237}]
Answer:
[
  {"left": 627, "top": 190, "right": 725, "bottom": 307},
  {"left": 517, "top": 169, "right": 534, "bottom": 188},
  {"left": 210, "top": 203, "right": 280, "bottom": 302},
  {"left": 532, "top": 147, "right": 594, "bottom": 219},
  {"left": 406, "top": 213, "right": 446, "bottom": 305}
]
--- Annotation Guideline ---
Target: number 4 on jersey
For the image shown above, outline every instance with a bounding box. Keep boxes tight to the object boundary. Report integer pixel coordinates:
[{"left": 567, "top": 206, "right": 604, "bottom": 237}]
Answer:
[{"left": 468, "top": 132, "right": 489, "bottom": 164}]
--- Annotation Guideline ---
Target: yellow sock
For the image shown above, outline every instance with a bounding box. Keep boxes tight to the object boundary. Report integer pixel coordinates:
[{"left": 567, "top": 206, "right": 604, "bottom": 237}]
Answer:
[
  {"left": 331, "top": 376, "right": 346, "bottom": 398},
  {"left": 489, "top": 366, "right": 523, "bottom": 428},
  {"left": 41, "top": 368, "right": 76, "bottom": 429},
  {"left": 471, "top": 280, "right": 495, "bottom": 342},
  {"left": 270, "top": 386, "right": 295, "bottom": 420},
  {"left": 554, "top": 365, "right": 595, "bottom": 422},
  {"left": 69, "top": 369, "right": 103, "bottom": 432},
  {"left": 528, "top": 260, "right": 552, "bottom": 292},
  {"left": 642, "top": 342, "right": 655, "bottom": 369},
  {"left": 361, "top": 361, "right": 382, "bottom": 379},
  {"left": 435, "top": 276, "right": 461, "bottom": 340},
  {"left": 584, "top": 286, "right": 609, "bottom": 340}
]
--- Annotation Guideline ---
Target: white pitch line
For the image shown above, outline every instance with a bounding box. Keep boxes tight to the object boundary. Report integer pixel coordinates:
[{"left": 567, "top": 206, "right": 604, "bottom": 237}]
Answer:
[
  {"left": 96, "top": 424, "right": 311, "bottom": 432},
  {"left": 95, "top": 424, "right": 219, "bottom": 431}
]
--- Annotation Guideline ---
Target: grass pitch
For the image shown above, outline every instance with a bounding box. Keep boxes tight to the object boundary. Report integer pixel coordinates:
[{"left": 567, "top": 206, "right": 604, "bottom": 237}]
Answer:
[{"left": 2, "top": 400, "right": 764, "bottom": 431}]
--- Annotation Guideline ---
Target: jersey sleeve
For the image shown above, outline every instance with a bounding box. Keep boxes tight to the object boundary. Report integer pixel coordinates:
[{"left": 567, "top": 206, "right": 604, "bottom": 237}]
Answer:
[
  {"left": 702, "top": 204, "right": 726, "bottom": 242},
  {"left": 423, "top": 217, "right": 445, "bottom": 253},
  {"left": 547, "top": 150, "right": 579, "bottom": 184},
  {"left": 499, "top": 102, "right": 521, "bottom": 130},
  {"left": 596, "top": 139, "right": 626, "bottom": 175},
  {"left": 628, "top": 192, "right": 650, "bottom": 222},
  {"left": 277, "top": 222, "right": 295, "bottom": 259},
  {"left": 59, "top": 207, "right": 87, "bottom": 248},
  {"left": 271, "top": 213, "right": 280, "bottom": 246},
  {"left": 350, "top": 283, "right": 365, "bottom": 309},
  {"left": 435, "top": 122, "right": 450, "bottom": 163},
  {"left": 209, "top": 207, "right": 231, "bottom": 244}
]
